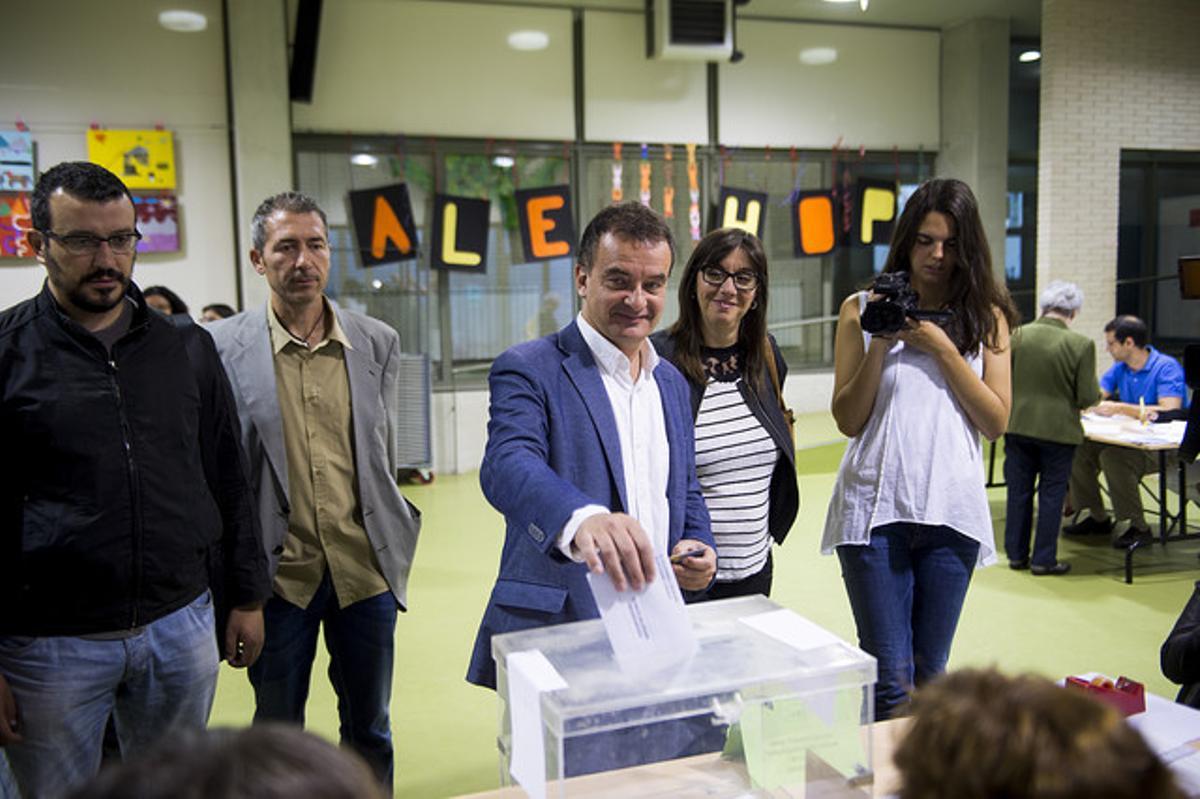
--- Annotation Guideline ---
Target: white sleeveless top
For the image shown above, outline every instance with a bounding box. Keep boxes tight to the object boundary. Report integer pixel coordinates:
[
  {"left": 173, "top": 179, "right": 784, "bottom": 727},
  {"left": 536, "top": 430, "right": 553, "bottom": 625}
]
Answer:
[{"left": 820, "top": 293, "right": 996, "bottom": 566}]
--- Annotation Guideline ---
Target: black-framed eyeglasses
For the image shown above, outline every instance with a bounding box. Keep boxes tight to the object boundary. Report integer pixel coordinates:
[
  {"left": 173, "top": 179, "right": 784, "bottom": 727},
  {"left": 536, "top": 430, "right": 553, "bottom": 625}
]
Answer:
[
  {"left": 700, "top": 265, "right": 759, "bottom": 291},
  {"left": 39, "top": 230, "right": 142, "bottom": 256}
]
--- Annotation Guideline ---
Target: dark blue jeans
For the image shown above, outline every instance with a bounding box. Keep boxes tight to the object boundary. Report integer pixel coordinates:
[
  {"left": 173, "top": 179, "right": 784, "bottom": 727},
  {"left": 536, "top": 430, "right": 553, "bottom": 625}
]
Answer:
[
  {"left": 837, "top": 523, "right": 979, "bottom": 720},
  {"left": 248, "top": 572, "right": 397, "bottom": 789},
  {"left": 1003, "top": 433, "right": 1076, "bottom": 568}
]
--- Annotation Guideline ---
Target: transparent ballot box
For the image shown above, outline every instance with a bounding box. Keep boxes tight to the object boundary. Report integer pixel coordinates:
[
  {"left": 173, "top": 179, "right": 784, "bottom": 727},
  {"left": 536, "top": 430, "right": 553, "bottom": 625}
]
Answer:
[{"left": 492, "top": 595, "right": 877, "bottom": 798}]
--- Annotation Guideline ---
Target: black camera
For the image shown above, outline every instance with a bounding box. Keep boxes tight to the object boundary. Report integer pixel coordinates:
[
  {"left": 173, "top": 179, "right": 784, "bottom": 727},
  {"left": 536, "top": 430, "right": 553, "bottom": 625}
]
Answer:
[{"left": 860, "top": 271, "right": 953, "bottom": 335}]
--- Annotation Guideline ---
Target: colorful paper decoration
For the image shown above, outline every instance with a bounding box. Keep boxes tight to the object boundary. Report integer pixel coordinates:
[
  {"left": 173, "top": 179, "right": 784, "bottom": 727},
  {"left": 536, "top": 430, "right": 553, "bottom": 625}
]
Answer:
[
  {"left": 611, "top": 142, "right": 623, "bottom": 203},
  {"left": 639, "top": 143, "right": 652, "bottom": 209},
  {"left": 133, "top": 193, "right": 179, "bottom": 253},
  {"left": 662, "top": 144, "right": 675, "bottom": 218},
  {"left": 716, "top": 187, "right": 767, "bottom": 239},
  {"left": 0, "top": 191, "right": 33, "bottom": 258},
  {"left": 431, "top": 194, "right": 489, "bottom": 272},
  {"left": 686, "top": 143, "right": 701, "bottom": 241},
  {"left": 0, "top": 131, "right": 35, "bottom": 191},
  {"left": 855, "top": 179, "right": 898, "bottom": 246},
  {"left": 87, "top": 129, "right": 176, "bottom": 189},
  {"left": 348, "top": 183, "right": 419, "bottom": 267},
  {"left": 791, "top": 191, "right": 836, "bottom": 257},
  {"left": 515, "top": 185, "right": 575, "bottom": 264}
]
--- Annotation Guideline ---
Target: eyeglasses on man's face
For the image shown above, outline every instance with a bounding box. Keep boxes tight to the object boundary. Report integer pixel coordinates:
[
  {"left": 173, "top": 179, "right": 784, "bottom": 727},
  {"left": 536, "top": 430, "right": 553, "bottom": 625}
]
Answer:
[
  {"left": 39, "top": 230, "right": 142, "bottom": 256},
  {"left": 700, "top": 264, "right": 759, "bottom": 291}
]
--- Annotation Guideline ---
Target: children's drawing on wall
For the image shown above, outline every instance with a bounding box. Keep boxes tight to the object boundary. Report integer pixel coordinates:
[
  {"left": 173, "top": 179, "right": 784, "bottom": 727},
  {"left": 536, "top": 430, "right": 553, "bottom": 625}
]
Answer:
[
  {"left": 0, "top": 131, "right": 35, "bottom": 191},
  {"left": 0, "top": 192, "right": 33, "bottom": 259},
  {"left": 87, "top": 129, "right": 177, "bottom": 189},
  {"left": 134, "top": 193, "right": 180, "bottom": 253}
]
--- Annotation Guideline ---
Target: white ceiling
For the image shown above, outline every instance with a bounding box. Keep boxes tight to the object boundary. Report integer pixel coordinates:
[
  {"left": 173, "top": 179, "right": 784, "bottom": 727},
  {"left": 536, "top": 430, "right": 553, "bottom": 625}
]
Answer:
[{"left": 451, "top": 0, "right": 1042, "bottom": 37}]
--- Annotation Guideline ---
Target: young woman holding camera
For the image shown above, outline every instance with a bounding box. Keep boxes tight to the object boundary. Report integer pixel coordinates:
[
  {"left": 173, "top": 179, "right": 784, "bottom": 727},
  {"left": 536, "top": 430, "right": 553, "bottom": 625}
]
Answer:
[{"left": 822, "top": 178, "right": 1018, "bottom": 719}]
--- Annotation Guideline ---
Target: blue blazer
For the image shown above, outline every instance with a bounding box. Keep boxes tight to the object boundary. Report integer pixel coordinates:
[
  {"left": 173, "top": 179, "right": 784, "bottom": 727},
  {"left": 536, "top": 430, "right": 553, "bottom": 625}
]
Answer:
[{"left": 466, "top": 321, "right": 714, "bottom": 688}]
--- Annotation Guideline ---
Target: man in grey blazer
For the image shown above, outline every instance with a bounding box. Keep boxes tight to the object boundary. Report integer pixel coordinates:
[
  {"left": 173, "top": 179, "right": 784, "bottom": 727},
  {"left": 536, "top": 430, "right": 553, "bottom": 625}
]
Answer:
[{"left": 208, "top": 192, "right": 420, "bottom": 790}]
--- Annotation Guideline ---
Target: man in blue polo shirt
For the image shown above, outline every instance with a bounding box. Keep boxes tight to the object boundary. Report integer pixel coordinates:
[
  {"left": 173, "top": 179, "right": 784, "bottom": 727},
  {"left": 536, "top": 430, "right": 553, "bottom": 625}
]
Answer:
[{"left": 1065, "top": 315, "right": 1187, "bottom": 547}]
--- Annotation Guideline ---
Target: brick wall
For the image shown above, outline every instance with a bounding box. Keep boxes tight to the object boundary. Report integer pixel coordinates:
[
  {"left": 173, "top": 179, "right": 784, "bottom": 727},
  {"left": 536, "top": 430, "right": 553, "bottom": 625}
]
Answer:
[{"left": 1038, "top": 0, "right": 1200, "bottom": 357}]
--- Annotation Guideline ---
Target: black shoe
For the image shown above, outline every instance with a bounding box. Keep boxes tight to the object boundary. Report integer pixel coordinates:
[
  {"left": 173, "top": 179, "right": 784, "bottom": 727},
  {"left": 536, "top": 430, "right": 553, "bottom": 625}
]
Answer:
[
  {"left": 1112, "top": 526, "right": 1153, "bottom": 549},
  {"left": 1031, "top": 561, "right": 1071, "bottom": 576},
  {"left": 1009, "top": 559, "right": 1029, "bottom": 570},
  {"left": 1063, "top": 516, "right": 1113, "bottom": 536}
]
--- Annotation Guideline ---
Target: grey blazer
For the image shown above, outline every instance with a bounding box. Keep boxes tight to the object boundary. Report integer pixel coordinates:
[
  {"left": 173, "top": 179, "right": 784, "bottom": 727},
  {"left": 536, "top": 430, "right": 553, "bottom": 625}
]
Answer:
[{"left": 208, "top": 302, "right": 421, "bottom": 610}]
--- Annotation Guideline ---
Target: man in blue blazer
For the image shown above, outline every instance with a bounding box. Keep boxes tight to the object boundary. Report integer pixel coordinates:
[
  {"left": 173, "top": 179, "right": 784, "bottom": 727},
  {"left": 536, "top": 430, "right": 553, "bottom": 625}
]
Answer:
[
  {"left": 467, "top": 203, "right": 716, "bottom": 695},
  {"left": 207, "top": 192, "right": 420, "bottom": 791}
]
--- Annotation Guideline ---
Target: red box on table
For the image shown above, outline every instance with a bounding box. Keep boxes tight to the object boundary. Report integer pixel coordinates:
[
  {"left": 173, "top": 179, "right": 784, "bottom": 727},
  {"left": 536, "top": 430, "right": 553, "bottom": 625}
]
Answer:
[{"left": 1064, "top": 675, "right": 1146, "bottom": 716}]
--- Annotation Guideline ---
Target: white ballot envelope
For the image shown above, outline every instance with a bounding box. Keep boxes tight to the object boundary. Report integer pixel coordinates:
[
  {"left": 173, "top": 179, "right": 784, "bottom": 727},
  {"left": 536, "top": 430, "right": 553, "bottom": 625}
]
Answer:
[{"left": 586, "top": 551, "right": 698, "bottom": 673}]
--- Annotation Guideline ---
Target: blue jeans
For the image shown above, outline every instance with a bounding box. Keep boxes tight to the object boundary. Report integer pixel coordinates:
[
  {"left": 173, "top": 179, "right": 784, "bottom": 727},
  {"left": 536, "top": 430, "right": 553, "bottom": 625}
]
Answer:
[
  {"left": 249, "top": 572, "right": 397, "bottom": 790},
  {"left": 0, "top": 591, "right": 219, "bottom": 798},
  {"left": 837, "top": 523, "right": 979, "bottom": 720},
  {"left": 1004, "top": 433, "right": 1076, "bottom": 567}
]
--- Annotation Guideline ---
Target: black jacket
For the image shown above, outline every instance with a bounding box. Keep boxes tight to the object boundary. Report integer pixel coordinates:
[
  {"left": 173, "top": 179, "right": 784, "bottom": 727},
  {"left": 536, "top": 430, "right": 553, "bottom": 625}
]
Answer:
[
  {"left": 1162, "top": 580, "right": 1200, "bottom": 708},
  {"left": 0, "top": 283, "right": 270, "bottom": 636},
  {"left": 651, "top": 331, "right": 799, "bottom": 545}
]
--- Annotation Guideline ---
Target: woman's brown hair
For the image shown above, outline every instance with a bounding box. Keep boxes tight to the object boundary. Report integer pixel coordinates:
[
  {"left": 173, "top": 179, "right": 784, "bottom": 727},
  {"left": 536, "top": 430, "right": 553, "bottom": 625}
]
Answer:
[
  {"left": 881, "top": 178, "right": 1018, "bottom": 355},
  {"left": 665, "top": 227, "right": 771, "bottom": 388}
]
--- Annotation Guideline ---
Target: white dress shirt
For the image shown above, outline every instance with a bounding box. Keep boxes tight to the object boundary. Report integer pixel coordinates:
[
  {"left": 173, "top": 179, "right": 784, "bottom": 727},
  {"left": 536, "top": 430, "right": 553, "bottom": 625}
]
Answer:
[{"left": 557, "top": 313, "right": 671, "bottom": 559}]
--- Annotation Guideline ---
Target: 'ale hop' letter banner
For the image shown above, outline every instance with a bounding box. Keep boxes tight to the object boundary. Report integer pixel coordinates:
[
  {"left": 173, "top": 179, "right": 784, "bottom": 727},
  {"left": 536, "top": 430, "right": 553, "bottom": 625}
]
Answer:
[
  {"left": 515, "top": 185, "right": 575, "bottom": 264},
  {"left": 349, "top": 183, "right": 419, "bottom": 267},
  {"left": 432, "top": 194, "right": 490, "bottom": 272},
  {"left": 716, "top": 187, "right": 767, "bottom": 239}
]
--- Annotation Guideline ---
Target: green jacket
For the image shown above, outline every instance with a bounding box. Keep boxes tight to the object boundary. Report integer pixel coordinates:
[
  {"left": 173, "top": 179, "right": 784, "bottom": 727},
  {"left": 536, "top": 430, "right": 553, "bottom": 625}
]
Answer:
[{"left": 1008, "top": 316, "right": 1100, "bottom": 445}]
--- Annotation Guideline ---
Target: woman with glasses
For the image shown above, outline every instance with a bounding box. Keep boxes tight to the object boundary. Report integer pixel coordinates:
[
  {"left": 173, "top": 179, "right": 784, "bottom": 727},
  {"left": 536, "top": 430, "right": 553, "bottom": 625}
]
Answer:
[
  {"left": 652, "top": 228, "right": 798, "bottom": 599},
  {"left": 822, "top": 178, "right": 1018, "bottom": 720}
]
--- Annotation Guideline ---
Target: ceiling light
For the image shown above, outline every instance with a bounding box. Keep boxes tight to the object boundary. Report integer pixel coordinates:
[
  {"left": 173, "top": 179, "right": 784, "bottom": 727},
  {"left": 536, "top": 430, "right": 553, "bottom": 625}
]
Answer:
[
  {"left": 1018, "top": 49, "right": 1041, "bottom": 63},
  {"left": 507, "top": 30, "right": 549, "bottom": 51},
  {"left": 351, "top": 153, "right": 378, "bottom": 167},
  {"left": 799, "top": 47, "right": 838, "bottom": 66},
  {"left": 820, "top": 0, "right": 858, "bottom": 3},
  {"left": 492, "top": 155, "right": 515, "bottom": 169},
  {"left": 158, "top": 10, "right": 207, "bottom": 32}
]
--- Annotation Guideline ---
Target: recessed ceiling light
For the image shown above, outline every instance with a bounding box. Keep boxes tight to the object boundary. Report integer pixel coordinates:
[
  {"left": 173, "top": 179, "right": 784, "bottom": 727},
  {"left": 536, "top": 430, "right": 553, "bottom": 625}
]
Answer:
[
  {"left": 351, "top": 153, "right": 378, "bottom": 167},
  {"left": 1018, "top": 49, "right": 1041, "bottom": 63},
  {"left": 799, "top": 47, "right": 838, "bottom": 66},
  {"left": 507, "top": 30, "right": 549, "bottom": 51},
  {"left": 492, "top": 155, "right": 515, "bottom": 169},
  {"left": 158, "top": 10, "right": 207, "bottom": 32}
]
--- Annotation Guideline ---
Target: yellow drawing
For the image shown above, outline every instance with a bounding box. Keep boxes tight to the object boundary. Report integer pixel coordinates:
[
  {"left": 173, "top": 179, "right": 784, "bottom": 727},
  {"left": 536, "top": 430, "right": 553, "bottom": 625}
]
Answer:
[{"left": 87, "top": 129, "right": 177, "bottom": 189}]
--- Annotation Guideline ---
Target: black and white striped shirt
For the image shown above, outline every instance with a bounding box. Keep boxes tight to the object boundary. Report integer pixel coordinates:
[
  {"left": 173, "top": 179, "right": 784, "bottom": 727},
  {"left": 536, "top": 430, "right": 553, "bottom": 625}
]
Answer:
[{"left": 695, "top": 371, "right": 777, "bottom": 582}]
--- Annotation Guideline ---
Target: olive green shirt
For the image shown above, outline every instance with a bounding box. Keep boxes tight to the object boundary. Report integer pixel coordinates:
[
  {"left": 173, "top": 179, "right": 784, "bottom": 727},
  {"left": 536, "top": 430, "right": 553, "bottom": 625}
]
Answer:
[
  {"left": 1007, "top": 316, "right": 1101, "bottom": 445},
  {"left": 267, "top": 304, "right": 390, "bottom": 608}
]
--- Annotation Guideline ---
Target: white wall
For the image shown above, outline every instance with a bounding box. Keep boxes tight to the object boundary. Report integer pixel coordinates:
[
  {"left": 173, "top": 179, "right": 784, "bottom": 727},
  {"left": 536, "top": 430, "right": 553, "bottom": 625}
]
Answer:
[
  {"left": 719, "top": 20, "right": 940, "bottom": 149},
  {"left": 291, "top": 0, "right": 575, "bottom": 140},
  {"left": 1038, "top": 0, "right": 1200, "bottom": 350},
  {"left": 583, "top": 10, "right": 708, "bottom": 143},
  {"left": 0, "top": 0, "right": 237, "bottom": 313}
]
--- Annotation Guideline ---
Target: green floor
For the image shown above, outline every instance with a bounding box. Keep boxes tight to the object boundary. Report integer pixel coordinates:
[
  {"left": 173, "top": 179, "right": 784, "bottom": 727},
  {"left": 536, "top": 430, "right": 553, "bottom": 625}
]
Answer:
[{"left": 208, "top": 415, "right": 1200, "bottom": 798}]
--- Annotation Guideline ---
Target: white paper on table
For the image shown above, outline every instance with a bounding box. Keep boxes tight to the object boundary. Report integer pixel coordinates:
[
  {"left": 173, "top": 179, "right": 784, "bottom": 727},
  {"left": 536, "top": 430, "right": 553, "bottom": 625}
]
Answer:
[
  {"left": 740, "top": 608, "right": 844, "bottom": 653},
  {"left": 586, "top": 551, "right": 698, "bottom": 673},
  {"left": 506, "top": 649, "right": 568, "bottom": 799}
]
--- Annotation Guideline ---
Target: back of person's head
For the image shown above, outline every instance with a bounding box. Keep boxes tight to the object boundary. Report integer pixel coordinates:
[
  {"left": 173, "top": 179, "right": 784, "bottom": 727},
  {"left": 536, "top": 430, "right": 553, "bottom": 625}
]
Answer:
[
  {"left": 1039, "top": 280, "right": 1084, "bottom": 316},
  {"left": 894, "top": 668, "right": 1183, "bottom": 799},
  {"left": 1104, "top": 314, "right": 1149, "bottom": 348},
  {"left": 67, "top": 724, "right": 387, "bottom": 799},
  {"left": 251, "top": 191, "right": 327, "bottom": 251},
  {"left": 31, "top": 161, "right": 134, "bottom": 232},
  {"left": 143, "top": 285, "right": 190, "bottom": 316},
  {"left": 577, "top": 201, "right": 675, "bottom": 274},
  {"left": 202, "top": 302, "right": 237, "bottom": 320}
]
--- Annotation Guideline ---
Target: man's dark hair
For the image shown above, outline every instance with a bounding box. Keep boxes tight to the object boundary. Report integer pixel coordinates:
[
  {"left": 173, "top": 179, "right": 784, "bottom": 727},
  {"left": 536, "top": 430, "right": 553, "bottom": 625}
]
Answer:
[
  {"left": 202, "top": 303, "right": 237, "bottom": 319},
  {"left": 31, "top": 162, "right": 134, "bottom": 233},
  {"left": 251, "top": 191, "right": 327, "bottom": 251},
  {"left": 144, "top": 285, "right": 189, "bottom": 315},
  {"left": 577, "top": 202, "right": 675, "bottom": 273},
  {"left": 1104, "top": 315, "right": 1149, "bottom": 348}
]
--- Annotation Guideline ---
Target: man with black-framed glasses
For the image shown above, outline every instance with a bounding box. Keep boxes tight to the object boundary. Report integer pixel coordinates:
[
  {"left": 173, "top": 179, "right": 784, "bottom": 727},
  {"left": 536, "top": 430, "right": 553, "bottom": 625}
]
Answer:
[{"left": 0, "top": 162, "right": 271, "bottom": 797}]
